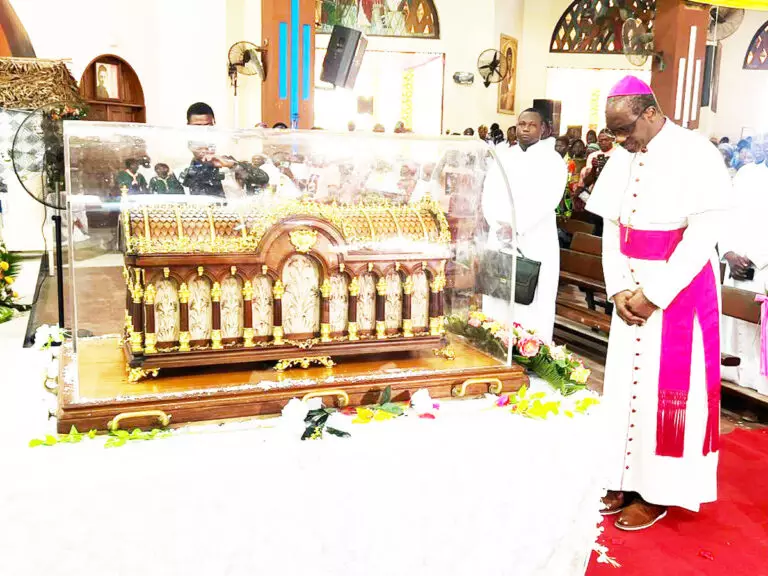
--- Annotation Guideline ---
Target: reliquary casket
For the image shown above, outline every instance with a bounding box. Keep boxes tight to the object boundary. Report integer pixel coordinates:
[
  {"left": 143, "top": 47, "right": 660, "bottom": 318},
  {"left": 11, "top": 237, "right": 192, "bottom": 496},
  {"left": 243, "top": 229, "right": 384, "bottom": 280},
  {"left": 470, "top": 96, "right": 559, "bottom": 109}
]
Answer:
[{"left": 122, "top": 197, "right": 451, "bottom": 376}]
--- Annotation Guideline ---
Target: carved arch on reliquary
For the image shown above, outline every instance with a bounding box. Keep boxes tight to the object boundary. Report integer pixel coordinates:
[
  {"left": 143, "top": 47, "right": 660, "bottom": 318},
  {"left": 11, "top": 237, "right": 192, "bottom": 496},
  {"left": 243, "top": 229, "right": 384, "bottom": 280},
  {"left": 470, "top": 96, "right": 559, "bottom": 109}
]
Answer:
[{"left": 257, "top": 217, "right": 347, "bottom": 279}]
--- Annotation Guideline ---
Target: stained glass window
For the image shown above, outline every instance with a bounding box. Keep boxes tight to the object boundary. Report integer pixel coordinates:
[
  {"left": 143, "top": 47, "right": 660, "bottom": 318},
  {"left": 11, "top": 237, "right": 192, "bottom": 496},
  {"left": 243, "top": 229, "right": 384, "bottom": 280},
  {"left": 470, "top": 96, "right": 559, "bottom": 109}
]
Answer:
[
  {"left": 744, "top": 20, "right": 768, "bottom": 70},
  {"left": 550, "top": 0, "right": 655, "bottom": 54},
  {"left": 315, "top": 0, "right": 439, "bottom": 39}
]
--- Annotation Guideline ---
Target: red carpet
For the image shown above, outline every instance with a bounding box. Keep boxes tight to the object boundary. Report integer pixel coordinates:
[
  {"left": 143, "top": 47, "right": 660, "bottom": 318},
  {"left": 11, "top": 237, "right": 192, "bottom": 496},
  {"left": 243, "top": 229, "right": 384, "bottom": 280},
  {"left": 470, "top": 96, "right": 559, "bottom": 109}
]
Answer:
[{"left": 587, "top": 428, "right": 768, "bottom": 576}]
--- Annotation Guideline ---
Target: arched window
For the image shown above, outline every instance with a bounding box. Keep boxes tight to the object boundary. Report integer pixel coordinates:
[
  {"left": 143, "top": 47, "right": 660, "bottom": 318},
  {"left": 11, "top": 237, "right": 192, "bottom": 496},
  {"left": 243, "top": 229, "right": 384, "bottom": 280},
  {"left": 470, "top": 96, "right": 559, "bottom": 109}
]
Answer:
[
  {"left": 744, "top": 20, "right": 768, "bottom": 70},
  {"left": 550, "top": 0, "right": 655, "bottom": 54},
  {"left": 316, "top": 0, "right": 439, "bottom": 38}
]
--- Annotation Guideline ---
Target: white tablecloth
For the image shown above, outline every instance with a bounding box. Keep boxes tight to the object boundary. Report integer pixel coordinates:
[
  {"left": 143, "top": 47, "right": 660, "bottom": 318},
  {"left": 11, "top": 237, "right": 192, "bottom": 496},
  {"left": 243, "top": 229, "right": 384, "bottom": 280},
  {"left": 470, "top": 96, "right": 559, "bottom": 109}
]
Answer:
[{"left": 0, "top": 348, "right": 609, "bottom": 576}]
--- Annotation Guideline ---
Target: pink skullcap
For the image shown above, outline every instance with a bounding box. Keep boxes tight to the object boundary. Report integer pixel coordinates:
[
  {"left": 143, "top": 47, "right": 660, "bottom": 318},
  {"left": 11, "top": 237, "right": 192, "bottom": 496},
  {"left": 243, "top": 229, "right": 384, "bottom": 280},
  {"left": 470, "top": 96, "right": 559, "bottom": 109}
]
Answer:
[{"left": 607, "top": 75, "right": 653, "bottom": 98}]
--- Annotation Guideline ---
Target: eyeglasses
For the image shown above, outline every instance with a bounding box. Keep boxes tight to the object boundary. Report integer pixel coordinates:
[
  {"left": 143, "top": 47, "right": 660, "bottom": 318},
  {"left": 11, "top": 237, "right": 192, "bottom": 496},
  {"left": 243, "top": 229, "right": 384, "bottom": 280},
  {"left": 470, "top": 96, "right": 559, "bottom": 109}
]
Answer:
[{"left": 611, "top": 106, "right": 652, "bottom": 138}]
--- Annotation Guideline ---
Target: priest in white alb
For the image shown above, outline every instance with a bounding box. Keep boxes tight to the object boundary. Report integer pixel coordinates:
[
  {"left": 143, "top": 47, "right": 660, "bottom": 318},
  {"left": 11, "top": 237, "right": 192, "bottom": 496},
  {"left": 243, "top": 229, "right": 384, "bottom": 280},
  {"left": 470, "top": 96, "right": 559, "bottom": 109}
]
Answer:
[
  {"left": 720, "top": 141, "right": 768, "bottom": 396},
  {"left": 482, "top": 108, "right": 567, "bottom": 343},
  {"left": 587, "top": 76, "right": 729, "bottom": 530}
]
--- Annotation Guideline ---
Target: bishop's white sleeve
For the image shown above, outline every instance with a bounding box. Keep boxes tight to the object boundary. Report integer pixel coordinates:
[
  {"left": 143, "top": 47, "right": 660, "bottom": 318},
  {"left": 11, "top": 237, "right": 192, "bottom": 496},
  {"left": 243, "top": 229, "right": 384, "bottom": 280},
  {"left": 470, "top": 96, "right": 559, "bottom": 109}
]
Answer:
[
  {"left": 515, "top": 153, "right": 567, "bottom": 236},
  {"left": 602, "top": 219, "right": 635, "bottom": 300}
]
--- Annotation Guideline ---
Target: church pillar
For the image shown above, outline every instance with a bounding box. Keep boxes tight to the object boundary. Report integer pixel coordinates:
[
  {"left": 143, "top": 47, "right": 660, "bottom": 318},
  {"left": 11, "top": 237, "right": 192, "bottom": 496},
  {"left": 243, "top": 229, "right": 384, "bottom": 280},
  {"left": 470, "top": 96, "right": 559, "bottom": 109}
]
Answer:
[{"left": 650, "top": 0, "right": 709, "bottom": 130}]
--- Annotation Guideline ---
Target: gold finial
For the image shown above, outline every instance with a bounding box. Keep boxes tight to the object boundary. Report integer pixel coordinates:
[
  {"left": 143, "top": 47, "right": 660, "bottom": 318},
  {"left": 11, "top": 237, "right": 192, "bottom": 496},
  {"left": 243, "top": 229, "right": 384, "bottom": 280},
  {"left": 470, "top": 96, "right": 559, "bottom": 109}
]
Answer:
[
  {"left": 179, "top": 331, "right": 191, "bottom": 352},
  {"left": 243, "top": 327, "right": 255, "bottom": 348},
  {"left": 273, "top": 280, "right": 285, "bottom": 299},
  {"left": 320, "top": 323, "right": 331, "bottom": 343},
  {"left": 348, "top": 277, "right": 360, "bottom": 297},
  {"left": 243, "top": 280, "right": 254, "bottom": 300},
  {"left": 163, "top": 267, "right": 170, "bottom": 278},
  {"left": 347, "top": 322, "right": 359, "bottom": 341},
  {"left": 262, "top": 265, "right": 268, "bottom": 275},
  {"left": 132, "top": 282, "right": 144, "bottom": 304},
  {"left": 134, "top": 268, "right": 142, "bottom": 284},
  {"left": 197, "top": 266, "right": 204, "bottom": 277},
  {"left": 339, "top": 263, "right": 345, "bottom": 273},
  {"left": 376, "top": 276, "right": 388, "bottom": 296},
  {"left": 231, "top": 266, "right": 237, "bottom": 276},
  {"left": 430, "top": 270, "right": 446, "bottom": 293},
  {"left": 272, "top": 326, "right": 284, "bottom": 345},
  {"left": 179, "top": 283, "right": 190, "bottom": 304},
  {"left": 368, "top": 262, "right": 374, "bottom": 272},
  {"left": 396, "top": 262, "right": 401, "bottom": 271},
  {"left": 422, "top": 261, "right": 428, "bottom": 271},
  {"left": 144, "top": 333, "right": 157, "bottom": 354},
  {"left": 402, "top": 319, "right": 414, "bottom": 338},
  {"left": 289, "top": 229, "right": 318, "bottom": 253},
  {"left": 320, "top": 279, "right": 332, "bottom": 298},
  {"left": 211, "top": 282, "right": 222, "bottom": 302},
  {"left": 211, "top": 329, "right": 223, "bottom": 350},
  {"left": 144, "top": 284, "right": 156, "bottom": 305},
  {"left": 376, "top": 321, "right": 386, "bottom": 340},
  {"left": 122, "top": 266, "right": 129, "bottom": 283},
  {"left": 403, "top": 275, "right": 414, "bottom": 295}
]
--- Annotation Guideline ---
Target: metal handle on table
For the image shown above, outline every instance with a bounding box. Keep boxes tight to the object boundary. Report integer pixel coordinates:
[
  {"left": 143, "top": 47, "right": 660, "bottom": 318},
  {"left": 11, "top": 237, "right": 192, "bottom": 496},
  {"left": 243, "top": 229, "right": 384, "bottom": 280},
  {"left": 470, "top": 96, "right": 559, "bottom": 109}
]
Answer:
[
  {"left": 43, "top": 378, "right": 58, "bottom": 395},
  {"left": 452, "top": 378, "right": 504, "bottom": 398},
  {"left": 107, "top": 410, "right": 171, "bottom": 431},
  {"left": 301, "top": 389, "right": 350, "bottom": 407}
]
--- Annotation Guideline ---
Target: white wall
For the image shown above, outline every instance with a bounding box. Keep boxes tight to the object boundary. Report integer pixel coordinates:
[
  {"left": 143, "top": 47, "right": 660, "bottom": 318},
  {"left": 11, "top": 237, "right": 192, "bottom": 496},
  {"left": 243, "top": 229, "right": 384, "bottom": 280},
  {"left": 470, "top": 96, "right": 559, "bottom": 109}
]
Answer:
[
  {"left": 700, "top": 10, "right": 768, "bottom": 141},
  {"left": 316, "top": 0, "right": 525, "bottom": 134},
  {"left": 15, "top": 0, "right": 234, "bottom": 128}
]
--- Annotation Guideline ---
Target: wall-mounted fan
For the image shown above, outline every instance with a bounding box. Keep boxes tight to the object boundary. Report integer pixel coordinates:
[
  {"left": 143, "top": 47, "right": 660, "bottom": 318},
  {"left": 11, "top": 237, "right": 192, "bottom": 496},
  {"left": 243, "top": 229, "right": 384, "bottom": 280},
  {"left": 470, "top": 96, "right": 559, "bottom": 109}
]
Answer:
[
  {"left": 708, "top": 6, "right": 744, "bottom": 43},
  {"left": 477, "top": 49, "right": 508, "bottom": 88},
  {"left": 622, "top": 18, "right": 665, "bottom": 71},
  {"left": 228, "top": 41, "right": 266, "bottom": 95}
]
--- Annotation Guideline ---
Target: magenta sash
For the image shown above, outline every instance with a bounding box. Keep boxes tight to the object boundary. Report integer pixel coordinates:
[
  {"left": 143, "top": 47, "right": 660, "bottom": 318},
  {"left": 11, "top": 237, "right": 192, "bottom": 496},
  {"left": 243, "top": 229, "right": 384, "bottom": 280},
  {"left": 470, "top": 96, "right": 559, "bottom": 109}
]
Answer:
[
  {"left": 756, "top": 294, "right": 768, "bottom": 377},
  {"left": 620, "top": 224, "right": 720, "bottom": 458}
]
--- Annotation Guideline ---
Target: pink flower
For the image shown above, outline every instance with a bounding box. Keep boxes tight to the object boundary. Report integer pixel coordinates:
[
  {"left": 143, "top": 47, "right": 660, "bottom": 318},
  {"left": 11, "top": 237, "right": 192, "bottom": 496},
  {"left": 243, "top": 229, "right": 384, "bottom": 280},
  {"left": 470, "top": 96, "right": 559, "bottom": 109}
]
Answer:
[
  {"left": 468, "top": 316, "right": 482, "bottom": 328},
  {"left": 496, "top": 395, "right": 510, "bottom": 407},
  {"left": 499, "top": 330, "right": 514, "bottom": 348},
  {"left": 517, "top": 337, "right": 541, "bottom": 358}
]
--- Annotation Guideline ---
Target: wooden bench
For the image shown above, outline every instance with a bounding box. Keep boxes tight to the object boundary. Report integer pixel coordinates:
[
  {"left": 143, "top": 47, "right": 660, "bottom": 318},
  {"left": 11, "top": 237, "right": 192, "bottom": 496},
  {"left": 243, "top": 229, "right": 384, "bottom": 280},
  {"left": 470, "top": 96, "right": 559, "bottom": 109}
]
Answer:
[
  {"left": 721, "top": 285, "right": 762, "bottom": 367},
  {"left": 561, "top": 219, "right": 596, "bottom": 236},
  {"left": 556, "top": 248, "right": 612, "bottom": 334},
  {"left": 719, "top": 285, "right": 768, "bottom": 415},
  {"left": 569, "top": 232, "right": 602, "bottom": 256}
]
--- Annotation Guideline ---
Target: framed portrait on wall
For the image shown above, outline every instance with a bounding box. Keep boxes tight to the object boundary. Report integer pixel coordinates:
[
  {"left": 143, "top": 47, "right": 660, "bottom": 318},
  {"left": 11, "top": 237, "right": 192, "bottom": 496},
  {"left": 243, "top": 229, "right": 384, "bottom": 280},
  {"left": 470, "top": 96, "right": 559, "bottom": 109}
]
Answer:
[
  {"left": 498, "top": 35, "right": 518, "bottom": 115},
  {"left": 94, "top": 62, "right": 120, "bottom": 100}
]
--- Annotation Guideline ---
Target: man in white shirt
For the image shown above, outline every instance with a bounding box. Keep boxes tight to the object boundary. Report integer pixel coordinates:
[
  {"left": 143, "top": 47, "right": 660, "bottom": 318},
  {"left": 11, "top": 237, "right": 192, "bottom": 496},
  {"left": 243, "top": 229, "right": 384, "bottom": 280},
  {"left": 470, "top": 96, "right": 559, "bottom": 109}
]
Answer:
[
  {"left": 587, "top": 76, "right": 729, "bottom": 531},
  {"left": 482, "top": 108, "right": 567, "bottom": 342},
  {"left": 720, "top": 140, "right": 768, "bottom": 396}
]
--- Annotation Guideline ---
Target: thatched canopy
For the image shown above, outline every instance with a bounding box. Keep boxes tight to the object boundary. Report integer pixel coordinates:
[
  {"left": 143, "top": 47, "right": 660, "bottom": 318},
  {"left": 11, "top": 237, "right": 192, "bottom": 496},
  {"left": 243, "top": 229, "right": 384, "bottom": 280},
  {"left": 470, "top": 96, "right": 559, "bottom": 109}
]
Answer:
[{"left": 0, "top": 57, "right": 82, "bottom": 110}]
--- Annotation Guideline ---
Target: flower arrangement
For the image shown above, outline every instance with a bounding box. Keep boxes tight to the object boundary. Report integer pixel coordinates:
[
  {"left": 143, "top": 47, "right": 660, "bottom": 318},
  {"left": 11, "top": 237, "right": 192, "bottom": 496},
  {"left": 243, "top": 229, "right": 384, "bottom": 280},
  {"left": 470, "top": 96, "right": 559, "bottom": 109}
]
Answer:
[
  {"left": 447, "top": 310, "right": 590, "bottom": 396},
  {"left": 46, "top": 104, "right": 88, "bottom": 122},
  {"left": 0, "top": 242, "right": 26, "bottom": 323}
]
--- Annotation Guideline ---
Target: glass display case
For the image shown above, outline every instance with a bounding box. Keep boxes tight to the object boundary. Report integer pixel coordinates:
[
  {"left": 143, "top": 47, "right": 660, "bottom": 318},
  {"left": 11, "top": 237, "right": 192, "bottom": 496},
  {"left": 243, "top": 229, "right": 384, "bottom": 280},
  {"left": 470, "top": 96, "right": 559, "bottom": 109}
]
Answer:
[{"left": 57, "top": 122, "right": 524, "bottom": 432}]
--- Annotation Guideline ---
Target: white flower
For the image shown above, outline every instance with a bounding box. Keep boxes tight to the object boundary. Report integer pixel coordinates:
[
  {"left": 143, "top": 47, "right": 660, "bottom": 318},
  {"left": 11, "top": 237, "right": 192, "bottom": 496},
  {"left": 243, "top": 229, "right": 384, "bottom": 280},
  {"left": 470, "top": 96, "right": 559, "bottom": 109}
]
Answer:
[
  {"left": 550, "top": 345, "right": 567, "bottom": 362},
  {"left": 325, "top": 412, "right": 353, "bottom": 434},
  {"left": 281, "top": 398, "right": 310, "bottom": 424},
  {"left": 410, "top": 389, "right": 434, "bottom": 415}
]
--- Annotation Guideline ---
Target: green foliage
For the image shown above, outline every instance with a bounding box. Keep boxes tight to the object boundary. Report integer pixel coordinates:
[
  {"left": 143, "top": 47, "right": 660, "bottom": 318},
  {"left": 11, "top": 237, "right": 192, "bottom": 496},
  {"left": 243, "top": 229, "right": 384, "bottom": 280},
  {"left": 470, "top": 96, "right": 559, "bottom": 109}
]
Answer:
[
  {"left": 29, "top": 425, "right": 171, "bottom": 448},
  {"left": 447, "top": 315, "right": 588, "bottom": 397}
]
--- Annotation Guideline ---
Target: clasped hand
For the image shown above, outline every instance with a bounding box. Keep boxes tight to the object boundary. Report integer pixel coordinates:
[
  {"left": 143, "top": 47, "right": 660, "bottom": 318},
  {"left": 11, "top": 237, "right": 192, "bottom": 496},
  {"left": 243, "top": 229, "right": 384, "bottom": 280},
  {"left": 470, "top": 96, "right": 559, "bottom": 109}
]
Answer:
[{"left": 613, "top": 289, "right": 657, "bottom": 326}]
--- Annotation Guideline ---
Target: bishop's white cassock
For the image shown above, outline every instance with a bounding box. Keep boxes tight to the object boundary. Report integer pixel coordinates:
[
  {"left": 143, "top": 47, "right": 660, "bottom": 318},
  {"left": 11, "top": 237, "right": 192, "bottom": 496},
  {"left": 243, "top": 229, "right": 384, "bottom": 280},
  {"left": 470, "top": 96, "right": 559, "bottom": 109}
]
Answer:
[
  {"left": 587, "top": 120, "right": 729, "bottom": 511},
  {"left": 482, "top": 141, "right": 567, "bottom": 343},
  {"left": 720, "top": 161, "right": 768, "bottom": 396}
]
